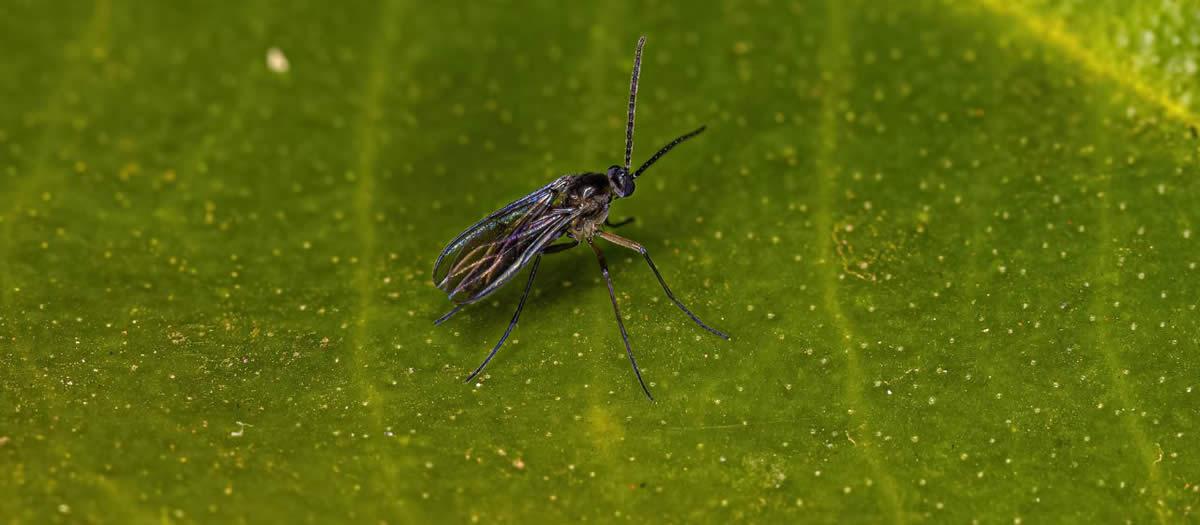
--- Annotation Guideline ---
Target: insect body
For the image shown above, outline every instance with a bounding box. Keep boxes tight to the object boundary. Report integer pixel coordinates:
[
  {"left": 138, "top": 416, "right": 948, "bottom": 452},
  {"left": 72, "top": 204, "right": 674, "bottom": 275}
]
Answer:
[{"left": 432, "top": 36, "right": 729, "bottom": 400}]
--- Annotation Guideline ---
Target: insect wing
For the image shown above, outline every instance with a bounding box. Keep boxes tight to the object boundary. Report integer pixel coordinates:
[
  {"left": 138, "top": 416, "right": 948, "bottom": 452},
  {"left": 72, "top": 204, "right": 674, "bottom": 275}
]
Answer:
[{"left": 433, "top": 177, "right": 574, "bottom": 304}]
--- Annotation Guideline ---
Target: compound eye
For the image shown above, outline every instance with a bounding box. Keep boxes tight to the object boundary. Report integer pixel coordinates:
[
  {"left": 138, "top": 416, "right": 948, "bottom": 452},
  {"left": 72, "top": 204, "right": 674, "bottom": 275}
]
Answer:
[{"left": 617, "top": 174, "right": 636, "bottom": 197}]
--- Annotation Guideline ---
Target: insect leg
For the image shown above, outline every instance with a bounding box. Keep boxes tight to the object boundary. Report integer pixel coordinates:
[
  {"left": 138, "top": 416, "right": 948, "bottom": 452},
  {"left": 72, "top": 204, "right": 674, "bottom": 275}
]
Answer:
[
  {"left": 604, "top": 217, "right": 636, "bottom": 228},
  {"left": 597, "top": 231, "right": 730, "bottom": 340},
  {"left": 542, "top": 239, "right": 579, "bottom": 254},
  {"left": 588, "top": 238, "right": 654, "bottom": 401},
  {"left": 463, "top": 255, "right": 542, "bottom": 384},
  {"left": 434, "top": 304, "right": 464, "bottom": 326}
]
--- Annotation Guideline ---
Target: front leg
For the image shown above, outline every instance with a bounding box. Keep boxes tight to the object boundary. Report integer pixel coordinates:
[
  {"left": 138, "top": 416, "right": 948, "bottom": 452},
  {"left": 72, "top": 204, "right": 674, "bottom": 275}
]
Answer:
[
  {"left": 604, "top": 217, "right": 635, "bottom": 228},
  {"left": 542, "top": 239, "right": 579, "bottom": 254}
]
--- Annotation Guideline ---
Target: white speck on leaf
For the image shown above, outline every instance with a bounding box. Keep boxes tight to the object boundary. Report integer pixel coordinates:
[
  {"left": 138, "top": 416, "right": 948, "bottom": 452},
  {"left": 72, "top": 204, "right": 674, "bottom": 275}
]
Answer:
[{"left": 267, "top": 47, "right": 290, "bottom": 73}]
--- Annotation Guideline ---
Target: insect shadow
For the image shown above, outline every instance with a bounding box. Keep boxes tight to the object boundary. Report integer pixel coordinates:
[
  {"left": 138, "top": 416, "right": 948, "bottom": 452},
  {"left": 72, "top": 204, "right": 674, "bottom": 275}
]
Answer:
[{"left": 430, "top": 36, "right": 730, "bottom": 401}]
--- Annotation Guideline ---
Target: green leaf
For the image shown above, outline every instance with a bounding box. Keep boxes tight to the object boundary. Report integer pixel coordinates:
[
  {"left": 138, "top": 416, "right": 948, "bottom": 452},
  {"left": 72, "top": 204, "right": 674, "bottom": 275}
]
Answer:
[{"left": 3, "top": 0, "right": 1198, "bottom": 522}]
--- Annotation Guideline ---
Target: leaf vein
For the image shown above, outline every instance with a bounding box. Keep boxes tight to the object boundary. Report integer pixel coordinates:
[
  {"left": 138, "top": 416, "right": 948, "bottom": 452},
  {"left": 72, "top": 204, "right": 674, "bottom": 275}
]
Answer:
[
  {"left": 348, "top": 0, "right": 403, "bottom": 509},
  {"left": 1090, "top": 181, "right": 1169, "bottom": 524},
  {"left": 971, "top": 0, "right": 1199, "bottom": 128},
  {"left": 815, "top": 2, "right": 906, "bottom": 523}
]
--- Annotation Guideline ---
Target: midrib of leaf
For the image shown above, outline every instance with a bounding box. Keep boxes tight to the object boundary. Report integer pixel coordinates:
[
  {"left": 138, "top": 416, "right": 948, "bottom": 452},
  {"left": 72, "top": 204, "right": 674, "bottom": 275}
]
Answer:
[
  {"left": 815, "top": 1, "right": 905, "bottom": 522},
  {"left": 968, "top": 0, "right": 1200, "bottom": 129},
  {"left": 348, "top": 0, "right": 402, "bottom": 513}
]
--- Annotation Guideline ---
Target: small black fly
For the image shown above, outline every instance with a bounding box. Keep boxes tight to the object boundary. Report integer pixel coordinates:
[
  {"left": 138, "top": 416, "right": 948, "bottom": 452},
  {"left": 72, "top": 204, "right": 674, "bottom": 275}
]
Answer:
[{"left": 432, "top": 36, "right": 729, "bottom": 400}]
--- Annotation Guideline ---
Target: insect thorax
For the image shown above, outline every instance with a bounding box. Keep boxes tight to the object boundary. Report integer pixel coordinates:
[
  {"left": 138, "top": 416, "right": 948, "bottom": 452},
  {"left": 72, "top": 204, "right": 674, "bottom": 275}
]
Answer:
[{"left": 564, "top": 172, "right": 613, "bottom": 238}]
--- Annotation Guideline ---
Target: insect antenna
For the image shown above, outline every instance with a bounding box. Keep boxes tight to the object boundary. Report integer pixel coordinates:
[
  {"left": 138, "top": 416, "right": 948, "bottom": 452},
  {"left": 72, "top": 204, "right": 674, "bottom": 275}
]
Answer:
[
  {"left": 624, "top": 35, "right": 646, "bottom": 172},
  {"left": 633, "top": 125, "right": 706, "bottom": 179}
]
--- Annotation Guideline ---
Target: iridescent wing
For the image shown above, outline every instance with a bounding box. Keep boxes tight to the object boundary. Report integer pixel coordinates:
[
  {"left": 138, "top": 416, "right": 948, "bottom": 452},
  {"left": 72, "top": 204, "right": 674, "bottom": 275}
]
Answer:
[{"left": 433, "top": 176, "right": 577, "bottom": 305}]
